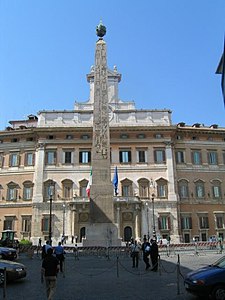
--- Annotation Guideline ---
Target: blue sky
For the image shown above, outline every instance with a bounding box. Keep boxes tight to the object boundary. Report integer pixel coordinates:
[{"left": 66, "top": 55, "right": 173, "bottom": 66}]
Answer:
[{"left": 0, "top": 1, "right": 224, "bottom": 130}]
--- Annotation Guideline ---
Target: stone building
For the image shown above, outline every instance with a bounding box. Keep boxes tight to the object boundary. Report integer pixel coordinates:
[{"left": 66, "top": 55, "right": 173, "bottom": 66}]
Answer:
[{"left": 0, "top": 27, "right": 224, "bottom": 246}]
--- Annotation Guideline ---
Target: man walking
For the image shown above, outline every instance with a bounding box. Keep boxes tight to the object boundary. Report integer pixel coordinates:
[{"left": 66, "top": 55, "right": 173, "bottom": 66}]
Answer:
[
  {"left": 141, "top": 237, "right": 151, "bottom": 270},
  {"left": 54, "top": 241, "right": 65, "bottom": 272},
  {"left": 41, "top": 248, "right": 60, "bottom": 300}
]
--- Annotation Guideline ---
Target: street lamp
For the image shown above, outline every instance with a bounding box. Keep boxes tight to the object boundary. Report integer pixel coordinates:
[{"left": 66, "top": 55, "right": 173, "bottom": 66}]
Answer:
[
  {"left": 150, "top": 178, "right": 156, "bottom": 239},
  {"left": 145, "top": 202, "right": 150, "bottom": 240},
  {"left": 48, "top": 180, "right": 54, "bottom": 245},
  {"left": 62, "top": 204, "right": 66, "bottom": 239}
]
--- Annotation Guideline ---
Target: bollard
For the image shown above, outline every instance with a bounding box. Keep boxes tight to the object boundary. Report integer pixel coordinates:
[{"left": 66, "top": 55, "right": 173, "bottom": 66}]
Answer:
[
  {"left": 177, "top": 254, "right": 180, "bottom": 295},
  {"left": 63, "top": 259, "right": 65, "bottom": 278},
  {"left": 158, "top": 255, "right": 161, "bottom": 276},
  {"left": 116, "top": 256, "right": 119, "bottom": 278}
]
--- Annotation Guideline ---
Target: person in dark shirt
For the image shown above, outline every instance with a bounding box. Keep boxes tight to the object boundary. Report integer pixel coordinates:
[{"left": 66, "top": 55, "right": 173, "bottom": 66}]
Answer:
[
  {"left": 41, "top": 248, "right": 60, "bottom": 300},
  {"left": 141, "top": 237, "right": 151, "bottom": 270},
  {"left": 150, "top": 239, "right": 159, "bottom": 271}
]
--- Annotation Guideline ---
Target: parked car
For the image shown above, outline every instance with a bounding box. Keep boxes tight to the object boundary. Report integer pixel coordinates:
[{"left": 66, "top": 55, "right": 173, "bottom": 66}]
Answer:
[
  {"left": 184, "top": 255, "right": 225, "bottom": 299},
  {"left": 0, "top": 259, "right": 26, "bottom": 284},
  {"left": 0, "top": 247, "right": 17, "bottom": 260}
]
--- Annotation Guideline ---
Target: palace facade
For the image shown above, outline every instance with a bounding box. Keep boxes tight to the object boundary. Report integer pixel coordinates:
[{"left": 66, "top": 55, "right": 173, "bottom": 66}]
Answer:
[{"left": 0, "top": 37, "right": 225, "bottom": 246}]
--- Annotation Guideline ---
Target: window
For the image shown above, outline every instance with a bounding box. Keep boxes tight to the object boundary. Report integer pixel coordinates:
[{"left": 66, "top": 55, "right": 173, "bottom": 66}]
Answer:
[
  {"left": 175, "top": 151, "right": 185, "bottom": 164},
  {"left": 23, "top": 181, "right": 33, "bottom": 200},
  {"left": 44, "top": 181, "right": 55, "bottom": 200},
  {"left": 21, "top": 216, "right": 31, "bottom": 233},
  {"left": 158, "top": 215, "right": 171, "bottom": 230},
  {"left": 178, "top": 180, "right": 189, "bottom": 199},
  {"left": 79, "top": 150, "right": 91, "bottom": 164},
  {"left": 79, "top": 179, "right": 88, "bottom": 197},
  {"left": 192, "top": 150, "right": 202, "bottom": 165},
  {"left": 138, "top": 179, "right": 149, "bottom": 198},
  {"left": 7, "top": 182, "right": 18, "bottom": 201},
  {"left": 64, "top": 151, "right": 72, "bottom": 164},
  {"left": 9, "top": 153, "right": 20, "bottom": 167},
  {"left": 216, "top": 215, "right": 224, "bottom": 229},
  {"left": 0, "top": 153, "right": 4, "bottom": 167},
  {"left": 137, "top": 150, "right": 146, "bottom": 163},
  {"left": 25, "top": 152, "right": 35, "bottom": 166},
  {"left": 121, "top": 179, "right": 133, "bottom": 197},
  {"left": 3, "top": 217, "right": 14, "bottom": 230},
  {"left": 45, "top": 150, "right": 57, "bottom": 165},
  {"left": 195, "top": 180, "right": 205, "bottom": 198},
  {"left": 119, "top": 150, "right": 131, "bottom": 163},
  {"left": 155, "top": 134, "right": 163, "bottom": 139},
  {"left": 208, "top": 151, "right": 218, "bottom": 165},
  {"left": 223, "top": 152, "right": 225, "bottom": 164},
  {"left": 154, "top": 149, "right": 166, "bottom": 164},
  {"left": 199, "top": 216, "right": 209, "bottom": 229},
  {"left": 181, "top": 216, "right": 192, "bottom": 229},
  {"left": 157, "top": 179, "right": 168, "bottom": 198},
  {"left": 41, "top": 216, "right": 50, "bottom": 232},
  {"left": 62, "top": 180, "right": 73, "bottom": 199},
  {"left": 212, "top": 181, "right": 222, "bottom": 199}
]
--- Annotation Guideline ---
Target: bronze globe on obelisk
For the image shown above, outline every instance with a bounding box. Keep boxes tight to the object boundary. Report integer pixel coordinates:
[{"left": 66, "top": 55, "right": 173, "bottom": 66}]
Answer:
[{"left": 83, "top": 22, "right": 121, "bottom": 246}]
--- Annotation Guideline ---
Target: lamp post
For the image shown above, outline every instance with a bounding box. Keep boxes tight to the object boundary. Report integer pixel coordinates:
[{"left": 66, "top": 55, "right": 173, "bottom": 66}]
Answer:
[
  {"left": 48, "top": 181, "right": 54, "bottom": 245},
  {"left": 150, "top": 178, "right": 156, "bottom": 239},
  {"left": 62, "top": 204, "right": 65, "bottom": 239},
  {"left": 146, "top": 202, "right": 150, "bottom": 240},
  {"left": 151, "top": 193, "right": 156, "bottom": 239}
]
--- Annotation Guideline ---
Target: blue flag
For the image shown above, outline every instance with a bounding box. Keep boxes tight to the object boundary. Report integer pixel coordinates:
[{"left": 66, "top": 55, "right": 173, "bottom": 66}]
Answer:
[
  {"left": 112, "top": 166, "right": 118, "bottom": 196},
  {"left": 222, "top": 39, "right": 225, "bottom": 107}
]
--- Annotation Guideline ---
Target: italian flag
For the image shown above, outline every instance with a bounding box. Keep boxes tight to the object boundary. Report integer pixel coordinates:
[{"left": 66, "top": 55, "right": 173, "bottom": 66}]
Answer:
[{"left": 86, "top": 168, "right": 92, "bottom": 198}]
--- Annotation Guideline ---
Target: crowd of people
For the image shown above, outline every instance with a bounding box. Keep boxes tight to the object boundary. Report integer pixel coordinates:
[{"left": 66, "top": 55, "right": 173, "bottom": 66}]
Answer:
[{"left": 129, "top": 235, "right": 159, "bottom": 271}]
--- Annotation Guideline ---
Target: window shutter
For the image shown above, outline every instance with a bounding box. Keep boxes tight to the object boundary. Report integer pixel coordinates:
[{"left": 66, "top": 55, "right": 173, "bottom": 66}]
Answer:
[
  {"left": 128, "top": 151, "right": 131, "bottom": 162},
  {"left": 154, "top": 150, "right": 157, "bottom": 163},
  {"left": 189, "top": 217, "right": 192, "bottom": 229},
  {"left": 88, "top": 151, "right": 91, "bottom": 163},
  {"left": 181, "top": 218, "right": 184, "bottom": 229},
  {"left": 119, "top": 152, "right": 122, "bottom": 163},
  {"left": 32, "top": 153, "right": 35, "bottom": 165},
  {"left": 158, "top": 218, "right": 161, "bottom": 230},
  {"left": 79, "top": 152, "right": 82, "bottom": 163},
  {"left": 167, "top": 216, "right": 171, "bottom": 230},
  {"left": 54, "top": 151, "right": 57, "bottom": 164},
  {"left": 162, "top": 150, "right": 166, "bottom": 162},
  {"left": 41, "top": 219, "right": 44, "bottom": 231}
]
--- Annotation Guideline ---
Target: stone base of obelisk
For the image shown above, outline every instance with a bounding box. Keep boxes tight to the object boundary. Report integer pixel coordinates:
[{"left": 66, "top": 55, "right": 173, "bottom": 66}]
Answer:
[{"left": 82, "top": 223, "right": 122, "bottom": 247}]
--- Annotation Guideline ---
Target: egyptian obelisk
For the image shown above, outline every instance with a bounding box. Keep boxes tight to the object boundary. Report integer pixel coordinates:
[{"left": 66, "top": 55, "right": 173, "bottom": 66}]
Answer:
[{"left": 83, "top": 22, "right": 121, "bottom": 246}]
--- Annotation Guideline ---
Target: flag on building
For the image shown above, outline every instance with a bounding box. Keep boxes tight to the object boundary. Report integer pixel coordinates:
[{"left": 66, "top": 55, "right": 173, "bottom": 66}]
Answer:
[
  {"left": 222, "top": 41, "right": 225, "bottom": 107},
  {"left": 112, "top": 166, "right": 118, "bottom": 196},
  {"left": 86, "top": 168, "right": 92, "bottom": 198},
  {"left": 216, "top": 37, "right": 225, "bottom": 107}
]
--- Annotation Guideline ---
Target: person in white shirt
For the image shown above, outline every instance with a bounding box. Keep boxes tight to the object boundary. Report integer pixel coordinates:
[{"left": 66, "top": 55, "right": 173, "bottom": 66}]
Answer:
[{"left": 130, "top": 240, "right": 141, "bottom": 268}]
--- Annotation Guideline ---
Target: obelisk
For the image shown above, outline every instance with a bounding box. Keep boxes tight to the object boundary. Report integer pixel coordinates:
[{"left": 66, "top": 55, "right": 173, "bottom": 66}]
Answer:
[{"left": 84, "top": 22, "right": 121, "bottom": 246}]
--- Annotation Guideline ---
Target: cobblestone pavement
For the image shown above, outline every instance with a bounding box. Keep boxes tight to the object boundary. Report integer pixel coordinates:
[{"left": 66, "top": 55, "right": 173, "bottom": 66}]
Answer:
[{"left": 0, "top": 251, "right": 222, "bottom": 300}]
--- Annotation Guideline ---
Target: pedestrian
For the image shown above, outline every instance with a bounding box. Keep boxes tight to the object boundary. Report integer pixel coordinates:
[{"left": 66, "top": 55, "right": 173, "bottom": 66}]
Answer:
[
  {"left": 150, "top": 239, "right": 159, "bottom": 271},
  {"left": 42, "top": 240, "right": 52, "bottom": 260},
  {"left": 141, "top": 237, "right": 151, "bottom": 270},
  {"left": 73, "top": 243, "right": 79, "bottom": 260},
  {"left": 130, "top": 240, "right": 141, "bottom": 268},
  {"left": 54, "top": 242, "right": 65, "bottom": 272},
  {"left": 41, "top": 247, "right": 60, "bottom": 300}
]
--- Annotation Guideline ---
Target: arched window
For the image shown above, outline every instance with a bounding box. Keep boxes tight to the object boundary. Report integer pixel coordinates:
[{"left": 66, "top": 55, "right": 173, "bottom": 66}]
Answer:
[
  {"left": 121, "top": 179, "right": 133, "bottom": 197},
  {"left": 7, "top": 181, "right": 18, "bottom": 201},
  {"left": 156, "top": 178, "right": 168, "bottom": 198},
  {"left": 195, "top": 180, "right": 205, "bottom": 198},
  {"left": 79, "top": 179, "right": 88, "bottom": 197},
  {"left": 23, "top": 180, "right": 33, "bottom": 200},
  {"left": 211, "top": 180, "right": 222, "bottom": 199},
  {"left": 43, "top": 180, "right": 56, "bottom": 201},
  {"left": 62, "top": 179, "right": 73, "bottom": 199},
  {"left": 178, "top": 179, "right": 189, "bottom": 199},
  {"left": 124, "top": 226, "right": 132, "bottom": 242},
  {"left": 138, "top": 178, "right": 149, "bottom": 198}
]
